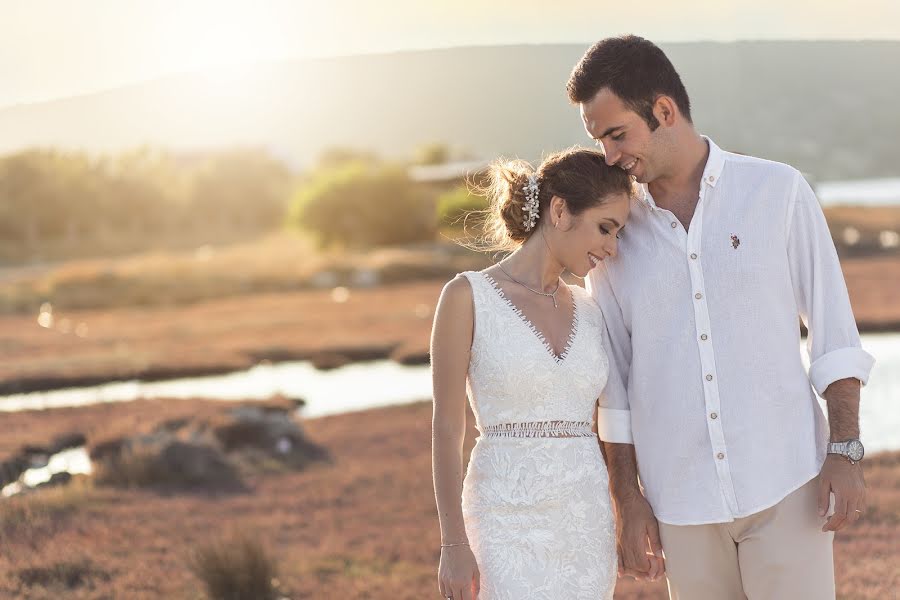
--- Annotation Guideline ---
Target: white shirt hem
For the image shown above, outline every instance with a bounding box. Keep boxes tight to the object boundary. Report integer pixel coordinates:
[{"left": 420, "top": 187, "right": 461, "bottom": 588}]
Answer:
[{"left": 654, "top": 470, "right": 821, "bottom": 526}]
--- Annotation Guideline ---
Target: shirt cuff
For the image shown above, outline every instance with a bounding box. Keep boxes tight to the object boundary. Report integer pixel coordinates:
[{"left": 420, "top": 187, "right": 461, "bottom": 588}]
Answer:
[
  {"left": 808, "top": 346, "right": 876, "bottom": 397},
  {"left": 596, "top": 408, "right": 633, "bottom": 444}
]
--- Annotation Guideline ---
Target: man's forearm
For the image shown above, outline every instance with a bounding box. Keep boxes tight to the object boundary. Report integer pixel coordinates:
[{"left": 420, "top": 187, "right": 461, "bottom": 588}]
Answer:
[
  {"left": 602, "top": 442, "right": 643, "bottom": 503},
  {"left": 822, "top": 377, "right": 861, "bottom": 441}
]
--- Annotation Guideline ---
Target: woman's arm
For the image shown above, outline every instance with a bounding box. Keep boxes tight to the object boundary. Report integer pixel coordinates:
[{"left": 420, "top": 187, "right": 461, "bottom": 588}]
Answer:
[{"left": 431, "top": 275, "right": 480, "bottom": 600}]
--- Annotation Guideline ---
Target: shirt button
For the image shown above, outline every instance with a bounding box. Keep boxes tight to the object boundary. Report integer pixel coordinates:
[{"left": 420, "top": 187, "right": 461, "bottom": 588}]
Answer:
[
  {"left": 717, "top": 452, "right": 725, "bottom": 460},
  {"left": 700, "top": 334, "right": 708, "bottom": 340},
  {"left": 708, "top": 175, "right": 715, "bottom": 182},
  {"left": 690, "top": 253, "right": 698, "bottom": 259},
  {"left": 671, "top": 221, "right": 678, "bottom": 228},
  {"left": 706, "top": 374, "right": 713, "bottom": 381},
  {"left": 695, "top": 292, "right": 703, "bottom": 300},
  {"left": 710, "top": 412, "right": 718, "bottom": 419}
]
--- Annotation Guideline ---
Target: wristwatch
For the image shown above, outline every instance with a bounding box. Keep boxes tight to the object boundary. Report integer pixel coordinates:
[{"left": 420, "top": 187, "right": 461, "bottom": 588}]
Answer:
[{"left": 827, "top": 439, "right": 865, "bottom": 464}]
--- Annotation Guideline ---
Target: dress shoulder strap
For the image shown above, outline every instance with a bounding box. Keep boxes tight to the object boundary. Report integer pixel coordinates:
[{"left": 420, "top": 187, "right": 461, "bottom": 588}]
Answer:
[{"left": 457, "top": 271, "right": 490, "bottom": 309}]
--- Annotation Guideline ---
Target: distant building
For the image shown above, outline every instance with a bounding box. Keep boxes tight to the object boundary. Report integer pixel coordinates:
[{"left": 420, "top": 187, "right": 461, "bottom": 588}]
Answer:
[{"left": 407, "top": 159, "right": 490, "bottom": 186}]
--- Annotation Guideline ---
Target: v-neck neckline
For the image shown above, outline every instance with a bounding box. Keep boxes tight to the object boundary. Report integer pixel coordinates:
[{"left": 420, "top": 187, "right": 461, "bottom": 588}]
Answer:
[{"left": 480, "top": 271, "right": 580, "bottom": 364}]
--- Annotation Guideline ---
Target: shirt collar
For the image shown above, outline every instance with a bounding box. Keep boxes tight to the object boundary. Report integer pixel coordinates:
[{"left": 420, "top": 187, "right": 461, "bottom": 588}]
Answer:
[
  {"left": 639, "top": 135, "right": 725, "bottom": 210},
  {"left": 701, "top": 135, "right": 725, "bottom": 188}
]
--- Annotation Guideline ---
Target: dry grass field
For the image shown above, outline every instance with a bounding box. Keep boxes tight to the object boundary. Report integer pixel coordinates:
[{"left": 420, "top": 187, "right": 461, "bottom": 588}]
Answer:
[{"left": 0, "top": 399, "right": 896, "bottom": 599}]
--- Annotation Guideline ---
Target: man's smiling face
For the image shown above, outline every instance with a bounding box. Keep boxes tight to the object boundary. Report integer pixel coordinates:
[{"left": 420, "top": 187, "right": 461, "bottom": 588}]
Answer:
[{"left": 580, "top": 87, "right": 666, "bottom": 184}]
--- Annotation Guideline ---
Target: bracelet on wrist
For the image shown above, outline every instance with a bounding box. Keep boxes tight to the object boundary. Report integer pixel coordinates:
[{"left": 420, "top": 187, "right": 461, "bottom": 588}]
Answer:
[{"left": 440, "top": 542, "right": 470, "bottom": 548}]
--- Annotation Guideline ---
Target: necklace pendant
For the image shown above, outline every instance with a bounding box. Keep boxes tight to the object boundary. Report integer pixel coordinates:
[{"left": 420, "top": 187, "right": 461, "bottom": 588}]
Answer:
[{"left": 552, "top": 295, "right": 558, "bottom": 309}]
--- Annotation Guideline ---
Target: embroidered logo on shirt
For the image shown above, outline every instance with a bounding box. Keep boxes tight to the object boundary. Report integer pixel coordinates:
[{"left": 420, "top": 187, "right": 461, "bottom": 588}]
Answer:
[{"left": 731, "top": 234, "right": 740, "bottom": 249}]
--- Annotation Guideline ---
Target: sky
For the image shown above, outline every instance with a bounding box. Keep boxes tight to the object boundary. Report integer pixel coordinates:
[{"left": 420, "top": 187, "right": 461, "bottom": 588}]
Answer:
[{"left": 2, "top": 0, "right": 900, "bottom": 108}]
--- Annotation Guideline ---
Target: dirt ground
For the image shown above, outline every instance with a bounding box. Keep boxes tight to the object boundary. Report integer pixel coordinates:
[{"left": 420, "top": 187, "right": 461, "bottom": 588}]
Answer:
[{"left": 1, "top": 399, "right": 897, "bottom": 599}]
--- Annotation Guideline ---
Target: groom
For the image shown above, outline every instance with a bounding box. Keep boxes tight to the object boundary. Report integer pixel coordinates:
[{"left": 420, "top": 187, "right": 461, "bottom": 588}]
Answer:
[{"left": 569, "top": 36, "right": 875, "bottom": 599}]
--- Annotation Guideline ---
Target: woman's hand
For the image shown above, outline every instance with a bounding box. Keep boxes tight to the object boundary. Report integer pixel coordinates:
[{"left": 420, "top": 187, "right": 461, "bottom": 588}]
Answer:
[{"left": 438, "top": 545, "right": 480, "bottom": 599}]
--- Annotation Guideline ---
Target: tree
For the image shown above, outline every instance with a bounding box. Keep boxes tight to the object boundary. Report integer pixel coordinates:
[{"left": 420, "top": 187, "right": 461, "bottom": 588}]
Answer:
[
  {"left": 288, "top": 163, "right": 436, "bottom": 248},
  {"left": 436, "top": 185, "right": 488, "bottom": 227},
  {"left": 189, "top": 149, "right": 294, "bottom": 232},
  {"left": 415, "top": 143, "right": 451, "bottom": 166},
  {"left": 0, "top": 150, "right": 104, "bottom": 244},
  {"left": 316, "top": 147, "right": 379, "bottom": 170}
]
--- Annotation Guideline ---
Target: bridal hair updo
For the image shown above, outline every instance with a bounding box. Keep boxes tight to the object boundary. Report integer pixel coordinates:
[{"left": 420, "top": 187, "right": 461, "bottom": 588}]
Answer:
[{"left": 474, "top": 147, "right": 636, "bottom": 252}]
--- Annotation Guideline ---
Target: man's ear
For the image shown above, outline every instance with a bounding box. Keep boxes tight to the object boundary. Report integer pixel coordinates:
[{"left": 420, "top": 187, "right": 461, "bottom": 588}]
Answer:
[{"left": 653, "top": 95, "right": 678, "bottom": 127}]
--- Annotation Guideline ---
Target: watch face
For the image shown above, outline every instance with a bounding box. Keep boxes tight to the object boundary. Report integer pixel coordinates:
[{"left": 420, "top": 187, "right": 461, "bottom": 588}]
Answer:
[{"left": 848, "top": 440, "right": 865, "bottom": 462}]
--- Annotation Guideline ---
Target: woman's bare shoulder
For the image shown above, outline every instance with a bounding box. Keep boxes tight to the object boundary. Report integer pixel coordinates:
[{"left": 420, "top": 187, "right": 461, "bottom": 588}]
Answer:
[{"left": 439, "top": 272, "right": 475, "bottom": 306}]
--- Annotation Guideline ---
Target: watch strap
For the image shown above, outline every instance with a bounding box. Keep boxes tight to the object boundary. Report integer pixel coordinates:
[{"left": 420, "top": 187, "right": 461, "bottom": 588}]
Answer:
[{"left": 827, "top": 441, "right": 847, "bottom": 455}]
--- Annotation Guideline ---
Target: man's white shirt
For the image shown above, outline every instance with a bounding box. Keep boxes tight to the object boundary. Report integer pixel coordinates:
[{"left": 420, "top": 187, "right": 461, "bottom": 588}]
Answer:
[{"left": 588, "top": 137, "right": 875, "bottom": 525}]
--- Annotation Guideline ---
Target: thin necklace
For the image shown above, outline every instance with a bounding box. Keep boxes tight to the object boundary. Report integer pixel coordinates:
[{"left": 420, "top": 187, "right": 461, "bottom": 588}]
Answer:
[{"left": 497, "top": 262, "right": 562, "bottom": 308}]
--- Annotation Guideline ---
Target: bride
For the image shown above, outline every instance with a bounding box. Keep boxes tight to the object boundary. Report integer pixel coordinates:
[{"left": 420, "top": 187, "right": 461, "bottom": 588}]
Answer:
[{"left": 431, "top": 147, "right": 641, "bottom": 599}]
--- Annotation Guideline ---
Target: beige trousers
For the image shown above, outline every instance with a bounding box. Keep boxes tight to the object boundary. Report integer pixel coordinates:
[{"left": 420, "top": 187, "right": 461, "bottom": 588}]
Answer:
[{"left": 658, "top": 477, "right": 835, "bottom": 600}]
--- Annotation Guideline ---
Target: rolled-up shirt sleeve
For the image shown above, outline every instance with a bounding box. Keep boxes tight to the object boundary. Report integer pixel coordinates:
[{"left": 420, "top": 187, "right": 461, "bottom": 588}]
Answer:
[
  {"left": 786, "top": 170, "right": 875, "bottom": 396},
  {"left": 586, "top": 262, "right": 634, "bottom": 443}
]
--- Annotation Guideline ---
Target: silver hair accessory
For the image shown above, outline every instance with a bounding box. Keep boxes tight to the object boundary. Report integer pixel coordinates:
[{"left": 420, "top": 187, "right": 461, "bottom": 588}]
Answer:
[{"left": 522, "top": 173, "right": 540, "bottom": 231}]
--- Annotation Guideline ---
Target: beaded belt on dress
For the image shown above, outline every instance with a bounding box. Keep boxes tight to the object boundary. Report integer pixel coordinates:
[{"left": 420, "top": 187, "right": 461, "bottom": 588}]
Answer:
[{"left": 480, "top": 421, "right": 595, "bottom": 439}]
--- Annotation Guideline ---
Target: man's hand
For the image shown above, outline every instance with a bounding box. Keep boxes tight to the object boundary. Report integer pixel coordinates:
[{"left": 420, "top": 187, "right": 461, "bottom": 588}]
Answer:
[
  {"left": 818, "top": 454, "right": 866, "bottom": 532},
  {"left": 614, "top": 494, "right": 665, "bottom": 582}
]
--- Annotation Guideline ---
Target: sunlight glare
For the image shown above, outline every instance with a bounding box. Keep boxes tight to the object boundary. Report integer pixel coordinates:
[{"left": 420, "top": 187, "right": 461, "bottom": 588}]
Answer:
[{"left": 156, "top": 1, "right": 303, "bottom": 72}]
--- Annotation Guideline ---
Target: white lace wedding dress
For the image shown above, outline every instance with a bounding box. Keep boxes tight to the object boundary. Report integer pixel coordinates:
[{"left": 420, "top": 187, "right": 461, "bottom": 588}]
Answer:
[{"left": 459, "top": 271, "right": 617, "bottom": 600}]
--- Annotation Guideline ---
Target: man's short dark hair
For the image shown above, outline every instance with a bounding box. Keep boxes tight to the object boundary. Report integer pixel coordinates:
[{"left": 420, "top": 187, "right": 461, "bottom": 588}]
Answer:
[{"left": 567, "top": 35, "right": 692, "bottom": 130}]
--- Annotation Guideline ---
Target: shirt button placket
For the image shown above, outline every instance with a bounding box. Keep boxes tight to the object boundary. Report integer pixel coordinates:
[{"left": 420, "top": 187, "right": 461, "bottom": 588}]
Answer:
[{"left": 689, "top": 186, "right": 733, "bottom": 513}]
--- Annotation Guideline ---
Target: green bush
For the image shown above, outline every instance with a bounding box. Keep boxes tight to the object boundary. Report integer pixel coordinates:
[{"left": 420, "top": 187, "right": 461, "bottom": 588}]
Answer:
[
  {"left": 288, "top": 163, "right": 436, "bottom": 248},
  {"left": 437, "top": 185, "right": 488, "bottom": 228}
]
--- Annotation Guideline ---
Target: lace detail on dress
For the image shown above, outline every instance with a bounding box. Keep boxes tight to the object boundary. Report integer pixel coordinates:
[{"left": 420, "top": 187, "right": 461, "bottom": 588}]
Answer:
[
  {"left": 481, "top": 272, "right": 579, "bottom": 363},
  {"left": 481, "top": 421, "right": 594, "bottom": 438},
  {"left": 457, "top": 271, "right": 616, "bottom": 599}
]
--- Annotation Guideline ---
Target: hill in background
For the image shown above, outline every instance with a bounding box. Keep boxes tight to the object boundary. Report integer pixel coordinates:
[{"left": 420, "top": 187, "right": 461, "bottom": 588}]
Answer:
[{"left": 1, "top": 41, "right": 898, "bottom": 181}]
